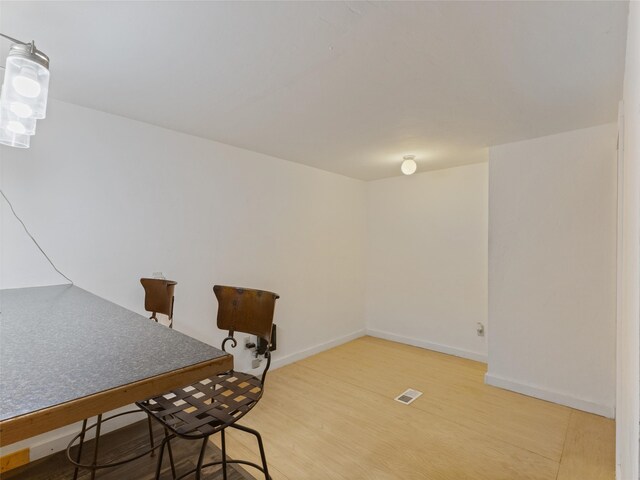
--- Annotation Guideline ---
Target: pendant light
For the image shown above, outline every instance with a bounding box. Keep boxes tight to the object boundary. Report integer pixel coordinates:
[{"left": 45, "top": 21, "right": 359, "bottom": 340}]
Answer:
[{"left": 0, "top": 34, "right": 50, "bottom": 148}]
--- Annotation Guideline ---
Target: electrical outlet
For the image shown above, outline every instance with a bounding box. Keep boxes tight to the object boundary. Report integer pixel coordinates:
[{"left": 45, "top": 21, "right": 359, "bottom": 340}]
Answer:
[
  {"left": 477, "top": 322, "right": 485, "bottom": 337},
  {"left": 252, "top": 358, "right": 261, "bottom": 369},
  {"left": 152, "top": 272, "right": 165, "bottom": 279}
]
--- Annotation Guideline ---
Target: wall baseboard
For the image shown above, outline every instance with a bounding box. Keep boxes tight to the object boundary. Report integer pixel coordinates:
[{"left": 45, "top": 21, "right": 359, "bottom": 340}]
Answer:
[
  {"left": 265, "top": 329, "right": 366, "bottom": 372},
  {"left": 484, "top": 372, "right": 615, "bottom": 418},
  {"left": 365, "top": 328, "right": 487, "bottom": 363}
]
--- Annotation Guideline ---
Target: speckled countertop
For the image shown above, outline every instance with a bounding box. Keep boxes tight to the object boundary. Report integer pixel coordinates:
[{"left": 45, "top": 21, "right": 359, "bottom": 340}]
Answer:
[{"left": 0, "top": 284, "right": 227, "bottom": 421}]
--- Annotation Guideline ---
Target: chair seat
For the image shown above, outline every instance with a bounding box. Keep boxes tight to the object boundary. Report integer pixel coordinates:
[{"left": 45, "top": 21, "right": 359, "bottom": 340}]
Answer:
[{"left": 137, "top": 371, "right": 263, "bottom": 439}]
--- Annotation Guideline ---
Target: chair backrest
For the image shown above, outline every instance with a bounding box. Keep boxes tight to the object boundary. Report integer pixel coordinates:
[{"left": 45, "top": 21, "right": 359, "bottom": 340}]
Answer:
[
  {"left": 213, "top": 285, "right": 279, "bottom": 342},
  {"left": 140, "top": 278, "right": 177, "bottom": 319}
]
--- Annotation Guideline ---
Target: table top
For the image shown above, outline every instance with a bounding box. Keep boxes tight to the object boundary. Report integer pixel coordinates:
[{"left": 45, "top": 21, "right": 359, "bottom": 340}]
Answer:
[{"left": 0, "top": 284, "right": 229, "bottom": 423}]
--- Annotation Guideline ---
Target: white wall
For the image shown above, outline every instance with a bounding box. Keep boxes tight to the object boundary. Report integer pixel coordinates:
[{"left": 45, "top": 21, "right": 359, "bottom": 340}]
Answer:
[
  {"left": 486, "top": 123, "right": 618, "bottom": 417},
  {"left": 0, "top": 98, "right": 367, "bottom": 455},
  {"left": 0, "top": 99, "right": 367, "bottom": 367},
  {"left": 616, "top": 2, "right": 640, "bottom": 478},
  {"left": 366, "top": 162, "right": 488, "bottom": 361},
  {"left": 0, "top": 98, "right": 626, "bottom": 462}
]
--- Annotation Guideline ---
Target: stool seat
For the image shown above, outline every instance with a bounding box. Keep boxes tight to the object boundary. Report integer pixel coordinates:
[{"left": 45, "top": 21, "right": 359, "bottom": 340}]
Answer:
[
  {"left": 138, "top": 370, "right": 263, "bottom": 439},
  {"left": 138, "top": 285, "right": 279, "bottom": 480}
]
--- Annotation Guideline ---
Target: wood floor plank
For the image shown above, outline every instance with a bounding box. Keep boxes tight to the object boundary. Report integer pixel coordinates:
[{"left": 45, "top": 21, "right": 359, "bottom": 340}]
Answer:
[
  {"left": 236, "top": 362, "right": 558, "bottom": 479},
  {"left": 228, "top": 337, "right": 612, "bottom": 480},
  {"left": 556, "top": 410, "right": 615, "bottom": 480},
  {"left": 298, "top": 336, "right": 570, "bottom": 461}
]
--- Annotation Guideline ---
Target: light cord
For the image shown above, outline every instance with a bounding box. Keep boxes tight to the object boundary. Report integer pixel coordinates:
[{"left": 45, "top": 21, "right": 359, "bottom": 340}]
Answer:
[
  {"left": 0, "top": 189, "right": 74, "bottom": 285},
  {"left": 0, "top": 33, "right": 28, "bottom": 45}
]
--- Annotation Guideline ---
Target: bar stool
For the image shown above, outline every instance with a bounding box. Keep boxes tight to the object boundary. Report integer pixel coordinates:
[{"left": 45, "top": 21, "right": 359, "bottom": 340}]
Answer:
[
  {"left": 65, "top": 278, "right": 178, "bottom": 479},
  {"left": 137, "top": 285, "right": 279, "bottom": 480},
  {"left": 141, "top": 278, "right": 177, "bottom": 328}
]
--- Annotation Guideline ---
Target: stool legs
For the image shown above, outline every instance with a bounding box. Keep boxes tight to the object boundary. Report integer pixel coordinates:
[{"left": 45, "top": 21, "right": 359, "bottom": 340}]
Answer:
[
  {"left": 155, "top": 429, "right": 177, "bottom": 480},
  {"left": 69, "top": 413, "right": 156, "bottom": 478},
  {"left": 153, "top": 424, "right": 270, "bottom": 480},
  {"left": 220, "top": 429, "right": 228, "bottom": 480},
  {"left": 72, "top": 419, "right": 88, "bottom": 480},
  {"left": 230, "top": 424, "right": 270, "bottom": 480},
  {"left": 165, "top": 427, "right": 177, "bottom": 479},
  {"left": 195, "top": 438, "right": 208, "bottom": 480},
  {"left": 89, "top": 414, "right": 103, "bottom": 480},
  {"left": 155, "top": 433, "right": 169, "bottom": 480},
  {"left": 71, "top": 415, "right": 102, "bottom": 480},
  {"left": 147, "top": 414, "right": 156, "bottom": 456},
  {"left": 255, "top": 430, "right": 269, "bottom": 480}
]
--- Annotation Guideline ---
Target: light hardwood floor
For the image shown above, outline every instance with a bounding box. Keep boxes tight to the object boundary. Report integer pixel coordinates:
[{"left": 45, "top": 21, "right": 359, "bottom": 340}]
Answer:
[{"left": 215, "top": 336, "right": 614, "bottom": 480}]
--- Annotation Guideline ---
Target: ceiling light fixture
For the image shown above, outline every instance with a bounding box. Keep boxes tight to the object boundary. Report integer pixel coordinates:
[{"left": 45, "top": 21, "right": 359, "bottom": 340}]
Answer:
[
  {"left": 401, "top": 155, "right": 417, "bottom": 175},
  {"left": 0, "top": 33, "right": 50, "bottom": 148}
]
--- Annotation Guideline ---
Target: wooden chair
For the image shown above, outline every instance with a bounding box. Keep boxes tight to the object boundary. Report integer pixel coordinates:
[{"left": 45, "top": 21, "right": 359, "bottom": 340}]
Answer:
[
  {"left": 141, "top": 278, "right": 177, "bottom": 328},
  {"left": 137, "top": 285, "right": 279, "bottom": 480}
]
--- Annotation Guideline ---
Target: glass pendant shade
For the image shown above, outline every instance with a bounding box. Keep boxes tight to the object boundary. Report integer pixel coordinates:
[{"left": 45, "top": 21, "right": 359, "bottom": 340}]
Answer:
[
  {"left": 0, "top": 100, "right": 37, "bottom": 135},
  {"left": 9, "top": 101, "right": 33, "bottom": 118},
  {"left": 0, "top": 39, "right": 50, "bottom": 149},
  {"left": 1, "top": 43, "right": 50, "bottom": 119},
  {"left": 0, "top": 123, "right": 30, "bottom": 148}
]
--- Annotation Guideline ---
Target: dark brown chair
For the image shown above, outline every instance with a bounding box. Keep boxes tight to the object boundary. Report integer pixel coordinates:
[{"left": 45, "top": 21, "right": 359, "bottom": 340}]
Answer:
[
  {"left": 137, "top": 285, "right": 279, "bottom": 480},
  {"left": 141, "top": 278, "right": 177, "bottom": 328}
]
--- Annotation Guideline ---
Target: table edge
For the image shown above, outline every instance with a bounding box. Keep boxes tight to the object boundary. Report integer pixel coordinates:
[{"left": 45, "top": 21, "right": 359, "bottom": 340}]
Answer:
[{"left": 0, "top": 353, "right": 233, "bottom": 447}]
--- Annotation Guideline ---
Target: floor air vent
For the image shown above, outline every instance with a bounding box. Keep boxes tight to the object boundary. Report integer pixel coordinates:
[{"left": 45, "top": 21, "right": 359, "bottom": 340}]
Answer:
[{"left": 394, "top": 388, "right": 423, "bottom": 405}]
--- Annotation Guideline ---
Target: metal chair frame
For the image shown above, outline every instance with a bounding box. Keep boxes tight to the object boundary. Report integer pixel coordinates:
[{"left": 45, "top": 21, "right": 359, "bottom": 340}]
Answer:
[
  {"left": 66, "top": 410, "right": 157, "bottom": 480},
  {"left": 140, "top": 285, "right": 278, "bottom": 480},
  {"left": 155, "top": 421, "right": 271, "bottom": 480}
]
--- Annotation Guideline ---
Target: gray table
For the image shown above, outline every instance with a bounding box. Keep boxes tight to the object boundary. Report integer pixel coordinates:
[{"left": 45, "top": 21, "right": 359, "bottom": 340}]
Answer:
[{"left": 0, "top": 284, "right": 232, "bottom": 446}]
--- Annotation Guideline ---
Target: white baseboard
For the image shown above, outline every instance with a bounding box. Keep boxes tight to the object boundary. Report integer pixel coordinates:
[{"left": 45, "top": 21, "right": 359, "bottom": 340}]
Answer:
[
  {"left": 484, "top": 372, "right": 615, "bottom": 418},
  {"left": 365, "top": 328, "right": 488, "bottom": 363},
  {"left": 264, "top": 328, "right": 367, "bottom": 372}
]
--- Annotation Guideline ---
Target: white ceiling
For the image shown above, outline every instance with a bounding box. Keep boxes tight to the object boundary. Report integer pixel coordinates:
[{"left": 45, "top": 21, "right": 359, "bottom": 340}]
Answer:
[{"left": 0, "top": 1, "right": 629, "bottom": 180}]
